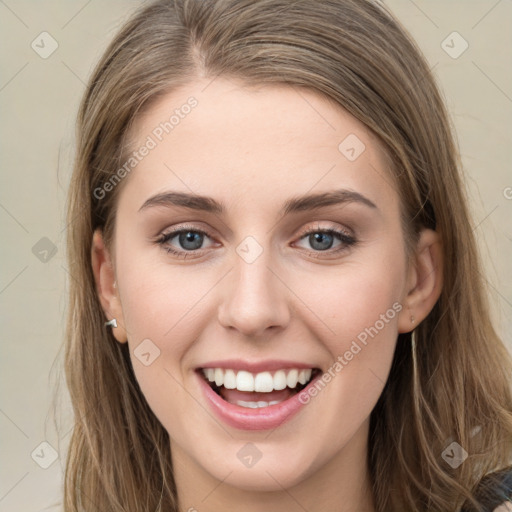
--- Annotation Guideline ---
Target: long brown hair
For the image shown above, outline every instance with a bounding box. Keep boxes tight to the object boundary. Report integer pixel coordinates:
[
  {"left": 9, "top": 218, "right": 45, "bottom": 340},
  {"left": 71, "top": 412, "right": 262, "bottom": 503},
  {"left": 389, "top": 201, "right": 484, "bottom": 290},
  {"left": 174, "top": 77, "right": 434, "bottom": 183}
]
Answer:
[{"left": 63, "top": 1, "right": 512, "bottom": 510}]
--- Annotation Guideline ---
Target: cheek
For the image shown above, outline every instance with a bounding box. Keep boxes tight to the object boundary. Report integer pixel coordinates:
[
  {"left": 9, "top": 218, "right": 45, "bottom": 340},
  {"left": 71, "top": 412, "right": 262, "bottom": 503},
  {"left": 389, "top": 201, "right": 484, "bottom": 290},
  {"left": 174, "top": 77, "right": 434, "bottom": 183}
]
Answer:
[
  {"left": 113, "top": 252, "right": 207, "bottom": 410},
  {"left": 293, "top": 278, "right": 403, "bottom": 454},
  {"left": 291, "top": 241, "right": 406, "bottom": 420},
  {"left": 117, "top": 252, "right": 212, "bottom": 343},
  {"left": 293, "top": 244, "right": 406, "bottom": 345},
  {"left": 118, "top": 277, "right": 199, "bottom": 433}
]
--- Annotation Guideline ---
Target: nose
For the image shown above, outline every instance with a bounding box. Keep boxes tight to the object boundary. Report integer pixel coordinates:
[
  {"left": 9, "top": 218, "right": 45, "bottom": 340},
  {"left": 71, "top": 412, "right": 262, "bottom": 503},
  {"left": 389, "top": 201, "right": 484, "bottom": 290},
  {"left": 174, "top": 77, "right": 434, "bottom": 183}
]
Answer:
[{"left": 217, "top": 246, "right": 291, "bottom": 338}]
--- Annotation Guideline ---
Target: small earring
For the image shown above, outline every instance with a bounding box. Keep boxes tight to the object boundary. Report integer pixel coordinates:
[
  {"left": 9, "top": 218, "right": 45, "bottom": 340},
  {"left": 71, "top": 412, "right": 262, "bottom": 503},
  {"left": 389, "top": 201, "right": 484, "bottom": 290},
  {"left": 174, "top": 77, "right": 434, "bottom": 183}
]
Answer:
[
  {"left": 105, "top": 318, "right": 117, "bottom": 328},
  {"left": 410, "top": 315, "right": 415, "bottom": 325},
  {"left": 411, "top": 328, "right": 418, "bottom": 368}
]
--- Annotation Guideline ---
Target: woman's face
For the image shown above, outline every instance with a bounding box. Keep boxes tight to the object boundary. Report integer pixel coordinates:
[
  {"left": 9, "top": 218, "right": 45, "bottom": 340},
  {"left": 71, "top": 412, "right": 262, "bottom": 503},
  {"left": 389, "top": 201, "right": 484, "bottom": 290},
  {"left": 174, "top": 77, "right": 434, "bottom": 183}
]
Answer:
[{"left": 104, "top": 78, "right": 415, "bottom": 491}]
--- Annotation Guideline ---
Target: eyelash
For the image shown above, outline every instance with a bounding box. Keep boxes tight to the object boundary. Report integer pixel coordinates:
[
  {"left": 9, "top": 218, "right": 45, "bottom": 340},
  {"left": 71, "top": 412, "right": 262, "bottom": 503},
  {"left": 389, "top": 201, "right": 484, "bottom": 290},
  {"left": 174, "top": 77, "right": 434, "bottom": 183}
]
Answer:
[{"left": 155, "top": 223, "right": 357, "bottom": 260}]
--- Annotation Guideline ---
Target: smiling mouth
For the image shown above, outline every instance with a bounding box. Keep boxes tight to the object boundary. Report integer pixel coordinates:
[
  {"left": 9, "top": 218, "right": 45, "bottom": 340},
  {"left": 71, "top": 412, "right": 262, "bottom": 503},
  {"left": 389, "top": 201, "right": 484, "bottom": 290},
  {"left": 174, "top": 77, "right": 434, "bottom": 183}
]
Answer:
[{"left": 199, "top": 367, "right": 322, "bottom": 409}]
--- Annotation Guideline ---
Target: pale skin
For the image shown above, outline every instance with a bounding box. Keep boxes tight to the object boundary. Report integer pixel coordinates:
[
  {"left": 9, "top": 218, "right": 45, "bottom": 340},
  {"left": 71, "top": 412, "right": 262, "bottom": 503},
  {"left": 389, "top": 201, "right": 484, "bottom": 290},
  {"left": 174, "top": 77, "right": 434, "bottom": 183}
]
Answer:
[{"left": 92, "top": 78, "right": 443, "bottom": 511}]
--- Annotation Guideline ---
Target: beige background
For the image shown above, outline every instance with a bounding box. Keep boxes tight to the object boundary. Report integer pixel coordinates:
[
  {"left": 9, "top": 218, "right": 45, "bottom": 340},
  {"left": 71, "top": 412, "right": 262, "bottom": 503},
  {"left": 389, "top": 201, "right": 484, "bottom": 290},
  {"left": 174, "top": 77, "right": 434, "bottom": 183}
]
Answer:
[{"left": 0, "top": 1, "right": 511, "bottom": 510}]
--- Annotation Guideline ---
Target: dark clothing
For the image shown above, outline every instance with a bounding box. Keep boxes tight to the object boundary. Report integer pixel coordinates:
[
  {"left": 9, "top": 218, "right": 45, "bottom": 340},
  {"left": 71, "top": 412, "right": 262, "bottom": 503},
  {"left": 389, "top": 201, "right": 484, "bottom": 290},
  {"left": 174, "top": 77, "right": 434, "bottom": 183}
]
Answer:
[{"left": 461, "top": 466, "right": 512, "bottom": 511}]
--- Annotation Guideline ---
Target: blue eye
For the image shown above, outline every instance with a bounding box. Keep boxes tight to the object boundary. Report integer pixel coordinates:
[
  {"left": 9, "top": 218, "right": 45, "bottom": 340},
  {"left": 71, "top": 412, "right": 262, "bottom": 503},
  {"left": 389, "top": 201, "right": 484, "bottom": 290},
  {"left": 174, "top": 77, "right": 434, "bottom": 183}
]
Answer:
[
  {"left": 295, "top": 228, "right": 356, "bottom": 255},
  {"left": 156, "top": 225, "right": 357, "bottom": 259},
  {"left": 308, "top": 231, "right": 335, "bottom": 251},
  {"left": 157, "top": 228, "right": 213, "bottom": 257},
  {"left": 174, "top": 231, "right": 204, "bottom": 251}
]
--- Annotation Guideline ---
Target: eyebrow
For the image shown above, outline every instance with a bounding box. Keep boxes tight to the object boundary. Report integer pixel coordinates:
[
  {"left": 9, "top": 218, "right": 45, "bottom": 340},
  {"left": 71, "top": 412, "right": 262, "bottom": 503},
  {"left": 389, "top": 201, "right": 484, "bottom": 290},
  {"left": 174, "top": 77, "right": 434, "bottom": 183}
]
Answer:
[{"left": 138, "top": 188, "right": 378, "bottom": 215}]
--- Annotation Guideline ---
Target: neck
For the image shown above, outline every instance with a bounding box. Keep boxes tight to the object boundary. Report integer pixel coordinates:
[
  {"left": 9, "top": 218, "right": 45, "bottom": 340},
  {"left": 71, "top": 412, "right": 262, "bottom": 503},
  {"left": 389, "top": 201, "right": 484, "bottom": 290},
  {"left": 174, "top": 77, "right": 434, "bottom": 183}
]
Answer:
[{"left": 171, "top": 420, "right": 375, "bottom": 512}]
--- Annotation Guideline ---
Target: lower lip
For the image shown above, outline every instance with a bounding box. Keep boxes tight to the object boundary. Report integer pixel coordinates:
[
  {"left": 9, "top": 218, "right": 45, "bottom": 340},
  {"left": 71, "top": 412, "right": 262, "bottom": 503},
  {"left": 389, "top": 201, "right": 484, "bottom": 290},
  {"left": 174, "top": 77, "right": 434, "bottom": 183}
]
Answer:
[{"left": 197, "top": 371, "right": 319, "bottom": 431}]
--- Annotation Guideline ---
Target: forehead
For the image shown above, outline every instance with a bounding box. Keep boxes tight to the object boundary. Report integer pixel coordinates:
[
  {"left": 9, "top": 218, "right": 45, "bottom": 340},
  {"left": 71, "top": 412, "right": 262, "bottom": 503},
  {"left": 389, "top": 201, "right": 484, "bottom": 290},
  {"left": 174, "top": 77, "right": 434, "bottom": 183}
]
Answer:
[{"left": 121, "top": 78, "right": 399, "bottom": 218}]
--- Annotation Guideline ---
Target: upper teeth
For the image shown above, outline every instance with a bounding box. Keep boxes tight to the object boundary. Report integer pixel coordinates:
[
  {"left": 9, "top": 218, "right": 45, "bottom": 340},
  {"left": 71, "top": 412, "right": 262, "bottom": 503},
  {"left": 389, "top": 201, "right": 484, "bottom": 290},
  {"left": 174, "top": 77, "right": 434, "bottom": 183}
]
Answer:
[{"left": 202, "top": 368, "right": 313, "bottom": 392}]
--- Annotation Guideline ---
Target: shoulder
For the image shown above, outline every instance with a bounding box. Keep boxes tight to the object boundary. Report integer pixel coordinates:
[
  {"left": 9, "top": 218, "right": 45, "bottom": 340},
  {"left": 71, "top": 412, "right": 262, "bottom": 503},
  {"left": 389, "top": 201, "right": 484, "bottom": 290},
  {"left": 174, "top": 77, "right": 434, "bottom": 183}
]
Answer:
[{"left": 461, "top": 466, "right": 512, "bottom": 512}]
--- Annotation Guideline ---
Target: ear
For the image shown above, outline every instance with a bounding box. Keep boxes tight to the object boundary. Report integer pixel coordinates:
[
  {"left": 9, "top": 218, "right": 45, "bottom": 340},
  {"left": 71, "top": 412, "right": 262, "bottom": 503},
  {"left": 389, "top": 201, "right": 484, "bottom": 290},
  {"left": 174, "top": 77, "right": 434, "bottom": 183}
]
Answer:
[
  {"left": 398, "top": 229, "right": 443, "bottom": 333},
  {"left": 91, "top": 228, "right": 128, "bottom": 343}
]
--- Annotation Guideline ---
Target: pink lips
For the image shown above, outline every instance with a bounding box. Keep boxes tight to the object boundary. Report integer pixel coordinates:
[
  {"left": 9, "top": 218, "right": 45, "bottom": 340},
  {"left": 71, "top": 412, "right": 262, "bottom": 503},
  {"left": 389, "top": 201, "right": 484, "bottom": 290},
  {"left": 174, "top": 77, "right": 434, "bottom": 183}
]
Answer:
[{"left": 196, "top": 360, "right": 321, "bottom": 431}]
